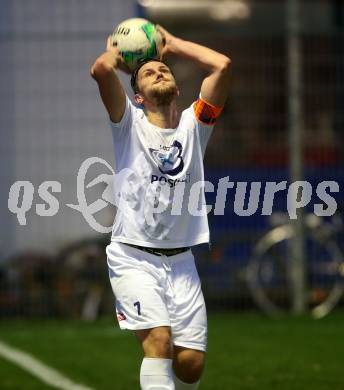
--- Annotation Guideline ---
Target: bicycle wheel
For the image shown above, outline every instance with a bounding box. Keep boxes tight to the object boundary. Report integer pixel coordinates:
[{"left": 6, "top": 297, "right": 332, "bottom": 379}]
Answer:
[{"left": 246, "top": 224, "right": 344, "bottom": 318}]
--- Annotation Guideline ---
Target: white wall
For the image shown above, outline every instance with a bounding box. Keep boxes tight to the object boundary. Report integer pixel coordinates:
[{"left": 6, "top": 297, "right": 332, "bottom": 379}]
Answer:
[{"left": 1, "top": 0, "right": 137, "bottom": 256}]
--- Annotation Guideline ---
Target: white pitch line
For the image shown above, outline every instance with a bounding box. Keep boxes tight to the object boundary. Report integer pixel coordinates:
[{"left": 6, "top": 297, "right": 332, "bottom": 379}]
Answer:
[{"left": 0, "top": 340, "right": 95, "bottom": 390}]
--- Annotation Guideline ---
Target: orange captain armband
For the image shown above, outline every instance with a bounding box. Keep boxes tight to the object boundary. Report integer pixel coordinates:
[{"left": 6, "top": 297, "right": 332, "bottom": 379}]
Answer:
[{"left": 193, "top": 97, "right": 224, "bottom": 125}]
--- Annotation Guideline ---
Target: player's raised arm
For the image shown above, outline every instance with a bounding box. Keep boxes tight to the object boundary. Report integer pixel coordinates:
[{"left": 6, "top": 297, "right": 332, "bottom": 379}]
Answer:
[
  {"left": 90, "top": 36, "right": 130, "bottom": 123},
  {"left": 158, "top": 26, "right": 231, "bottom": 107}
]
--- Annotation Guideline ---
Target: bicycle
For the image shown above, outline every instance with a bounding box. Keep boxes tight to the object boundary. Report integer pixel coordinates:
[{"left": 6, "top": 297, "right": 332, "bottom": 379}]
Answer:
[{"left": 246, "top": 211, "right": 344, "bottom": 318}]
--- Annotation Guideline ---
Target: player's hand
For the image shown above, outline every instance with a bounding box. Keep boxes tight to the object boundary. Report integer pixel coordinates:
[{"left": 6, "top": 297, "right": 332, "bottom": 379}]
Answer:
[
  {"left": 106, "top": 35, "right": 131, "bottom": 74},
  {"left": 156, "top": 25, "right": 177, "bottom": 60}
]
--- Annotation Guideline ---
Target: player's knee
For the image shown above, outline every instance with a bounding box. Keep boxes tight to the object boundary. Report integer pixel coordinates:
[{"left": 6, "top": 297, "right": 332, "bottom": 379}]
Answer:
[
  {"left": 185, "top": 354, "right": 204, "bottom": 382},
  {"left": 137, "top": 327, "right": 172, "bottom": 358},
  {"left": 148, "top": 328, "right": 172, "bottom": 356},
  {"left": 173, "top": 349, "right": 205, "bottom": 383}
]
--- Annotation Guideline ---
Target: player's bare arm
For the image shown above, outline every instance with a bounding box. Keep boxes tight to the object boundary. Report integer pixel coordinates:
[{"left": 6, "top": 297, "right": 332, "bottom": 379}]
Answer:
[
  {"left": 158, "top": 26, "right": 231, "bottom": 107},
  {"left": 90, "top": 36, "right": 130, "bottom": 123}
]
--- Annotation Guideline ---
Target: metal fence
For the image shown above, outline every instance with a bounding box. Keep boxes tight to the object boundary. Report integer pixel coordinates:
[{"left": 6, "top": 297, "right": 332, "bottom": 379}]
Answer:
[{"left": 1, "top": 0, "right": 344, "bottom": 319}]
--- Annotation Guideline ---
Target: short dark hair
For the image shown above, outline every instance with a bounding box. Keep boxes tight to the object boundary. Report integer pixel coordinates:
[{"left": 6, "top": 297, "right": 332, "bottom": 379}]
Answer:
[{"left": 130, "top": 58, "right": 172, "bottom": 93}]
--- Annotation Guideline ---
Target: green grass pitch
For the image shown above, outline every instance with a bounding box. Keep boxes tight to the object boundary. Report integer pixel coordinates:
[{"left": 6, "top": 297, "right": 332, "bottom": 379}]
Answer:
[{"left": 0, "top": 312, "right": 343, "bottom": 389}]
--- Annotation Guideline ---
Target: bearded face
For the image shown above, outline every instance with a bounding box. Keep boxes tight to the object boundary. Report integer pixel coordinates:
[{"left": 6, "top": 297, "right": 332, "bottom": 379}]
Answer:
[
  {"left": 136, "top": 62, "right": 179, "bottom": 107},
  {"left": 149, "top": 80, "right": 178, "bottom": 106}
]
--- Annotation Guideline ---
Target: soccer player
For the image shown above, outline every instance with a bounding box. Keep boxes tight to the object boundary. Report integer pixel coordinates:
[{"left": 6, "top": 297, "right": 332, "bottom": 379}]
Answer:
[{"left": 91, "top": 25, "right": 231, "bottom": 390}]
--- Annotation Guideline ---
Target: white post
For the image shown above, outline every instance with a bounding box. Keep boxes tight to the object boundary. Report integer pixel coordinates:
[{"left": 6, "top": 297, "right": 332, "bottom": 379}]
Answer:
[{"left": 287, "top": 0, "right": 306, "bottom": 314}]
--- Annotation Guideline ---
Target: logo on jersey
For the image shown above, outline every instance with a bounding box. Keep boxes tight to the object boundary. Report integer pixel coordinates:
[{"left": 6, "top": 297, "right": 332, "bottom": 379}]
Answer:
[
  {"left": 151, "top": 173, "right": 191, "bottom": 188},
  {"left": 116, "top": 312, "right": 127, "bottom": 321},
  {"left": 149, "top": 140, "right": 184, "bottom": 176}
]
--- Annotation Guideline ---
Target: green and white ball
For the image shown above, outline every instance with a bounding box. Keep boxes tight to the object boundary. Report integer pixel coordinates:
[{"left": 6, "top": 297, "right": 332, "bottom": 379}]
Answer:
[{"left": 111, "top": 18, "right": 163, "bottom": 72}]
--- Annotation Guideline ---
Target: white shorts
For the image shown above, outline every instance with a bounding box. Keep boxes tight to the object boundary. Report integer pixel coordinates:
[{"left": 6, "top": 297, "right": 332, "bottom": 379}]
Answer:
[{"left": 106, "top": 241, "right": 207, "bottom": 352}]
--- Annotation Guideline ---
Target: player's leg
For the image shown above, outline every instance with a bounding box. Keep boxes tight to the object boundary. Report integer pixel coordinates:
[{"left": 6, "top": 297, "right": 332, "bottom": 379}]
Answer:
[
  {"left": 173, "top": 346, "right": 205, "bottom": 388},
  {"left": 136, "top": 326, "right": 173, "bottom": 358},
  {"left": 166, "top": 250, "right": 208, "bottom": 389},
  {"left": 136, "top": 326, "right": 175, "bottom": 389},
  {"left": 107, "top": 243, "right": 175, "bottom": 389}
]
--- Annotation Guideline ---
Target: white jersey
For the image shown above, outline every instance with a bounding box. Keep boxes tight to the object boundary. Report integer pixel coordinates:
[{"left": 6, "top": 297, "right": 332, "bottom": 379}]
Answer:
[{"left": 109, "top": 95, "right": 214, "bottom": 248}]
